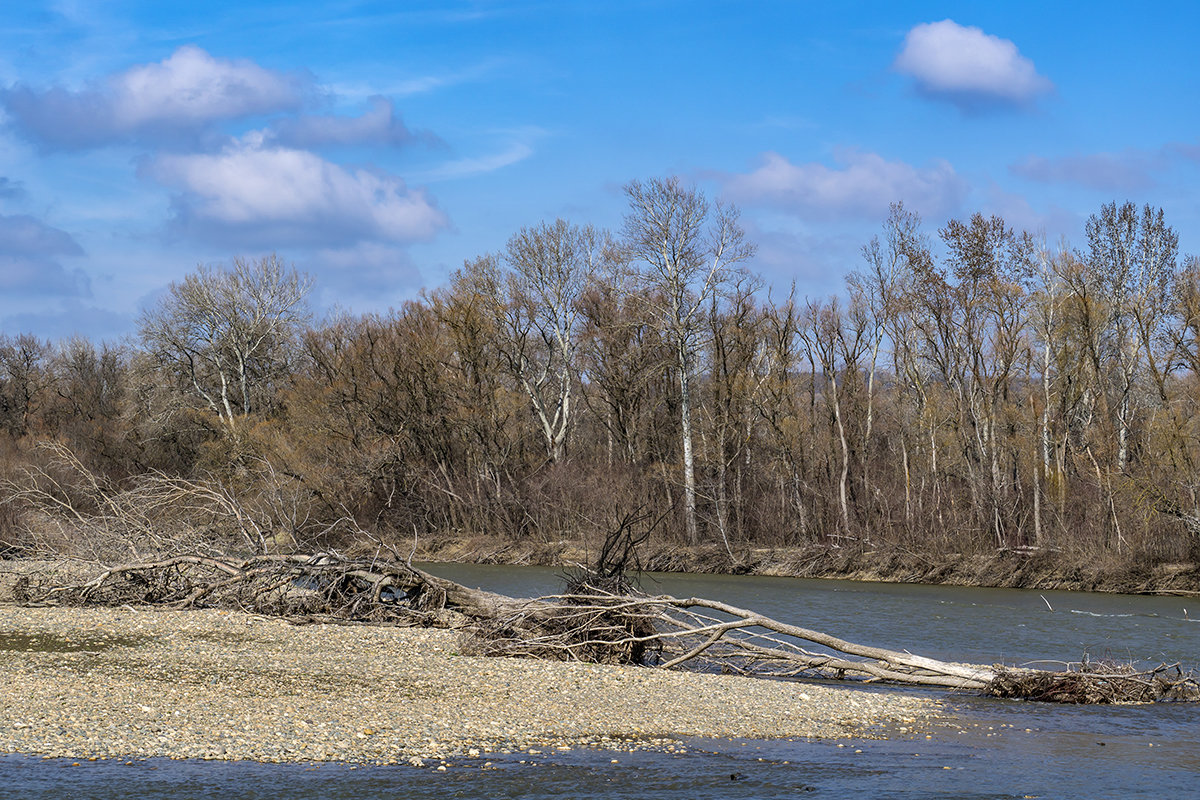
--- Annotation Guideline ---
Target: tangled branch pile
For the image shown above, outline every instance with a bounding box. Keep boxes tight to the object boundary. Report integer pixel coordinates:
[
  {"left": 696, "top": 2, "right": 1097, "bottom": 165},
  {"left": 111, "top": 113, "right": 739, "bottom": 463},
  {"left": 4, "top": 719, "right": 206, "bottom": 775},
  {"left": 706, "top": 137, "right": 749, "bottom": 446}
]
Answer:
[
  {"left": 988, "top": 661, "right": 1200, "bottom": 703},
  {"left": 13, "top": 551, "right": 1197, "bottom": 703},
  {"left": 5, "top": 449, "right": 1195, "bottom": 704},
  {"left": 3, "top": 442, "right": 358, "bottom": 562},
  {"left": 13, "top": 553, "right": 511, "bottom": 628}
]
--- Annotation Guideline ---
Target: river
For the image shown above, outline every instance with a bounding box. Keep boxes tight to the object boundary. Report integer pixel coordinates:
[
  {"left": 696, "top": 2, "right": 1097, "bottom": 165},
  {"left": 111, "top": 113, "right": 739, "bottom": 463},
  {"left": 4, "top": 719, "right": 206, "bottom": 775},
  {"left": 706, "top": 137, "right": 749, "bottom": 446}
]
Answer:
[{"left": 2, "top": 565, "right": 1197, "bottom": 799}]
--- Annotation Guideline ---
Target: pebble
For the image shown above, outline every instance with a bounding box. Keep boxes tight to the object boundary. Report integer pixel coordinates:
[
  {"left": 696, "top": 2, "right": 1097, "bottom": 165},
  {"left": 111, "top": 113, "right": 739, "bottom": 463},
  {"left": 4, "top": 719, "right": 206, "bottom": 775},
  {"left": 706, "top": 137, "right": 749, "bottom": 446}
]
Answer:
[{"left": 0, "top": 604, "right": 939, "bottom": 764}]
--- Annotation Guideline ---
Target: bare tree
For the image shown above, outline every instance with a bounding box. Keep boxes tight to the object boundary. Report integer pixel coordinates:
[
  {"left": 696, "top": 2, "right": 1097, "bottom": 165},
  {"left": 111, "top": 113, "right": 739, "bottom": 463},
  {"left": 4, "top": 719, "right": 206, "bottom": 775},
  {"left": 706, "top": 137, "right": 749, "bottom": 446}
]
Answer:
[
  {"left": 481, "top": 219, "right": 607, "bottom": 463},
  {"left": 622, "top": 177, "right": 756, "bottom": 544},
  {"left": 1084, "top": 202, "right": 1178, "bottom": 472},
  {"left": 577, "top": 264, "right": 665, "bottom": 468},
  {"left": 0, "top": 334, "right": 50, "bottom": 439},
  {"left": 138, "top": 255, "right": 311, "bottom": 435}
]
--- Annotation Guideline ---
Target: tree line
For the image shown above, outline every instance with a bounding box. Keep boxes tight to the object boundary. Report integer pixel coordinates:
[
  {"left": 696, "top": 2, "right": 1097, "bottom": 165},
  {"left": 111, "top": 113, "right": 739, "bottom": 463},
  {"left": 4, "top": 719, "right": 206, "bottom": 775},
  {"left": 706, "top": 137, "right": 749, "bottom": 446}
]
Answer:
[{"left": 2, "top": 178, "right": 1199, "bottom": 572}]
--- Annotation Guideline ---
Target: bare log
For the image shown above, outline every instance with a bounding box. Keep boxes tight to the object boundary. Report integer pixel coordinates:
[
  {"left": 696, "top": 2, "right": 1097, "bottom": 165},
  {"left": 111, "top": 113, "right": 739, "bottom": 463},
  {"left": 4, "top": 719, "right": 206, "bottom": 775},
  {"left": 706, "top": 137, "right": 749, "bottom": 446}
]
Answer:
[
  {"left": 12, "top": 553, "right": 1198, "bottom": 703},
  {"left": 473, "top": 589, "right": 997, "bottom": 689}
]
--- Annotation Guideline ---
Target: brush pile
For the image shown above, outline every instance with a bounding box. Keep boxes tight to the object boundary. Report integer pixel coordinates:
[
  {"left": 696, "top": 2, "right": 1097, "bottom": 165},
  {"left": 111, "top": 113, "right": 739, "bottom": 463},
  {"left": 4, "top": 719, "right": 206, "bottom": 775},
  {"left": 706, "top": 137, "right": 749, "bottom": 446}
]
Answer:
[
  {"left": 6, "top": 454, "right": 1196, "bottom": 704},
  {"left": 11, "top": 548, "right": 1197, "bottom": 703},
  {"left": 988, "top": 660, "right": 1199, "bottom": 703}
]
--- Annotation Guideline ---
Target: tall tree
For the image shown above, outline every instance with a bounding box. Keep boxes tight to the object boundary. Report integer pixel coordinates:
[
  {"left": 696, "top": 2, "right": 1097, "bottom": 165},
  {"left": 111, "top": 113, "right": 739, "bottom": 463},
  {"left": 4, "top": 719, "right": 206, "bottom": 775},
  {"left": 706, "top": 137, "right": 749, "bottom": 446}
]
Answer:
[
  {"left": 138, "top": 255, "right": 311, "bottom": 435},
  {"left": 483, "top": 219, "right": 607, "bottom": 463},
  {"left": 622, "top": 177, "right": 755, "bottom": 544},
  {"left": 1084, "top": 202, "right": 1178, "bottom": 472},
  {"left": 0, "top": 334, "right": 50, "bottom": 439}
]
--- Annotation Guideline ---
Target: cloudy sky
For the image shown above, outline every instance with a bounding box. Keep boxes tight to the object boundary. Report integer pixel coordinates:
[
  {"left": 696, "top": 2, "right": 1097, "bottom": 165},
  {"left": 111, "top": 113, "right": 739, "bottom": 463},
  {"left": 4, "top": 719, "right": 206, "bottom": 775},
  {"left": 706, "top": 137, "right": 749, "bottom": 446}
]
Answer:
[{"left": 2, "top": 1, "right": 1198, "bottom": 339}]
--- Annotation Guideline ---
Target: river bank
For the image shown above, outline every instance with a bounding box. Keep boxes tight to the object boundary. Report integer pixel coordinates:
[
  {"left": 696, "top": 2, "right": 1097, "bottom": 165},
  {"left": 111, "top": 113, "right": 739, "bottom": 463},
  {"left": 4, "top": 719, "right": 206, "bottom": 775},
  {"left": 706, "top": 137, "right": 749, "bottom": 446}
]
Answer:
[
  {"left": 412, "top": 535, "right": 1200, "bottom": 595},
  {"left": 0, "top": 604, "right": 937, "bottom": 765}
]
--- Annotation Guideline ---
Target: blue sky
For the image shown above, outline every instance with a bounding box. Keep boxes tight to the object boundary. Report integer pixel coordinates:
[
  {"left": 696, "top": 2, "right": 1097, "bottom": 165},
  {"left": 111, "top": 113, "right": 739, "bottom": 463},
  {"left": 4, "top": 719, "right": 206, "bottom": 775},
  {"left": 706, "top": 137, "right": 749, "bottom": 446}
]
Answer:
[{"left": 2, "top": 1, "right": 1198, "bottom": 339}]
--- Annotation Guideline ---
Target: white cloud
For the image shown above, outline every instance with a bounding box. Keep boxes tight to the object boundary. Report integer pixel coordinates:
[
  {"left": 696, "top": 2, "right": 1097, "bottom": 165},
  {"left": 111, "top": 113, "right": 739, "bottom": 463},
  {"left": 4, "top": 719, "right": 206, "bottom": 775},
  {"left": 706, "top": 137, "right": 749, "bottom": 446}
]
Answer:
[
  {"left": 722, "top": 150, "right": 966, "bottom": 220},
  {"left": 2, "top": 45, "right": 306, "bottom": 149},
  {"left": 112, "top": 45, "right": 304, "bottom": 126},
  {"left": 149, "top": 139, "right": 448, "bottom": 248},
  {"left": 894, "top": 20, "right": 1052, "bottom": 110}
]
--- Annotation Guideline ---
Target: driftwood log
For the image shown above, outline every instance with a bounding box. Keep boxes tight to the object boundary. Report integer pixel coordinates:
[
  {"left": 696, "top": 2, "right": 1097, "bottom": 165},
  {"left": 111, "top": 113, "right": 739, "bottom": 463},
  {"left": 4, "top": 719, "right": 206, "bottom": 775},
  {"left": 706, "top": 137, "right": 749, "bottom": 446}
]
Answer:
[{"left": 12, "top": 551, "right": 1198, "bottom": 704}]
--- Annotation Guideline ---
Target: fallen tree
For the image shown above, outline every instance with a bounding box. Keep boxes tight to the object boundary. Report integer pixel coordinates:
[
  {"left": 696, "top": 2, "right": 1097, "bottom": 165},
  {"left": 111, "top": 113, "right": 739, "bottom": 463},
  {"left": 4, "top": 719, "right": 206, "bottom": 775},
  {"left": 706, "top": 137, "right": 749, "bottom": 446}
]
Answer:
[
  {"left": 10, "top": 550, "right": 1198, "bottom": 703},
  {"left": 5, "top": 449, "right": 1196, "bottom": 703}
]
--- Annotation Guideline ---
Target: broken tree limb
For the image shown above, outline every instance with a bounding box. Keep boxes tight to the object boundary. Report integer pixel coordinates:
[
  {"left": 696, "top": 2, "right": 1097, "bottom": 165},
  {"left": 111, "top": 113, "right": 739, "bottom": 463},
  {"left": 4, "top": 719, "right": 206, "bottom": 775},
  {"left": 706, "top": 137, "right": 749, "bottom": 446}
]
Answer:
[
  {"left": 11, "top": 553, "right": 1198, "bottom": 703},
  {"left": 473, "top": 589, "right": 998, "bottom": 690}
]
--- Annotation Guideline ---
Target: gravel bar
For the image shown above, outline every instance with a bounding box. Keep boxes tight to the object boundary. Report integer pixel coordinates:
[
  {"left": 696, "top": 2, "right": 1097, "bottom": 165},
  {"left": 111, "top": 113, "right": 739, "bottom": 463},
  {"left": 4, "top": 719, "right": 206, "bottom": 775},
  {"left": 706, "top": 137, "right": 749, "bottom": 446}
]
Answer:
[{"left": 0, "top": 604, "right": 941, "bottom": 764}]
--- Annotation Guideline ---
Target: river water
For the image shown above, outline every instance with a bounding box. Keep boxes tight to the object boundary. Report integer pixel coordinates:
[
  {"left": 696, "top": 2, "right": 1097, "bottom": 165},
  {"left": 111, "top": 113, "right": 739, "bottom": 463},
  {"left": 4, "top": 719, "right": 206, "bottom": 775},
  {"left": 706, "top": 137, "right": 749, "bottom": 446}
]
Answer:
[{"left": 2, "top": 565, "right": 1197, "bottom": 799}]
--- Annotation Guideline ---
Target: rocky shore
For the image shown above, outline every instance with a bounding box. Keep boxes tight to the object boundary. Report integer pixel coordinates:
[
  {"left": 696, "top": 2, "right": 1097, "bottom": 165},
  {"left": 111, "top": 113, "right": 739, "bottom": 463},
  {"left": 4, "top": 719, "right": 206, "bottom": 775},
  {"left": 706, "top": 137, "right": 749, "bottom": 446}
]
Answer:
[{"left": 0, "top": 604, "right": 938, "bottom": 765}]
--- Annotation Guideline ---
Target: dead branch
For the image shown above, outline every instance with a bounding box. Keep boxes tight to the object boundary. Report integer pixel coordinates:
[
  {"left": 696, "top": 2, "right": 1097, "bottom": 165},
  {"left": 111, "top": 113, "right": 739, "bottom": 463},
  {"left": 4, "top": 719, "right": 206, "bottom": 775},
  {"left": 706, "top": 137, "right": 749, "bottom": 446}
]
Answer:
[
  {"left": 14, "top": 551, "right": 1197, "bottom": 702},
  {"left": 5, "top": 448, "right": 1194, "bottom": 704},
  {"left": 1, "top": 442, "right": 361, "bottom": 563}
]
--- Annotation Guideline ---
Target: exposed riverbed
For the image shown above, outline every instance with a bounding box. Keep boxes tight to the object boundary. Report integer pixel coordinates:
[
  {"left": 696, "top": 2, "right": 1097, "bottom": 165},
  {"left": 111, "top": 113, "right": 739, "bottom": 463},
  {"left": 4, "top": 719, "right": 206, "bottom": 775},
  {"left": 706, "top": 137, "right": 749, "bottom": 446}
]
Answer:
[
  {"left": 0, "top": 602, "right": 933, "bottom": 764},
  {"left": 1, "top": 564, "right": 1197, "bottom": 798}
]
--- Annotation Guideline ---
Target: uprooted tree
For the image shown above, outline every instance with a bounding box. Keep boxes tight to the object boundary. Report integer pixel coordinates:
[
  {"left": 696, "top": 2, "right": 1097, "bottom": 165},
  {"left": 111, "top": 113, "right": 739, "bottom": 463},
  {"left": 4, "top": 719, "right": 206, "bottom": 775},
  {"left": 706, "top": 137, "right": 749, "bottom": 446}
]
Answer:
[{"left": 4, "top": 448, "right": 1197, "bottom": 704}]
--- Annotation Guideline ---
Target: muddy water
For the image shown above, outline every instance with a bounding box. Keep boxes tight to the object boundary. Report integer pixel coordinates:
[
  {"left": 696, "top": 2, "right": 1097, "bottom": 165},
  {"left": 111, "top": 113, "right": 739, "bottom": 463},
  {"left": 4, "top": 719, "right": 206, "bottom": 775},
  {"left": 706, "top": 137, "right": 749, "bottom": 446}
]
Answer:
[{"left": 3, "top": 566, "right": 1197, "bottom": 799}]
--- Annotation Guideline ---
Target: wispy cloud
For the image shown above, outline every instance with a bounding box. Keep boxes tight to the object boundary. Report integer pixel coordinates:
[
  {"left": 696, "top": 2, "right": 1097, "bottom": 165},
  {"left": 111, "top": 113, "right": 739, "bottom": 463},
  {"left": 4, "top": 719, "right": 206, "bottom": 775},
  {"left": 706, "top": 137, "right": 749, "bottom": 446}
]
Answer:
[
  {"left": 330, "top": 59, "right": 507, "bottom": 101},
  {"left": 722, "top": 149, "right": 967, "bottom": 220},
  {"left": 894, "top": 20, "right": 1052, "bottom": 112},
  {"left": 424, "top": 142, "right": 533, "bottom": 181},
  {"left": 418, "top": 128, "right": 544, "bottom": 181}
]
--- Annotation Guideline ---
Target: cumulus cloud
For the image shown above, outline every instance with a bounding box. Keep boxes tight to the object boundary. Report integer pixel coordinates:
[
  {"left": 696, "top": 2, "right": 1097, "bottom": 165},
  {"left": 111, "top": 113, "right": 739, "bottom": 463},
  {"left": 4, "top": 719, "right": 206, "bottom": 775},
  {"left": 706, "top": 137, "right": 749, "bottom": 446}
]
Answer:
[
  {"left": 265, "top": 96, "right": 436, "bottom": 149},
  {"left": 894, "top": 20, "right": 1052, "bottom": 111},
  {"left": 148, "top": 139, "right": 448, "bottom": 248},
  {"left": 1010, "top": 151, "right": 1163, "bottom": 192},
  {"left": 1, "top": 45, "right": 307, "bottom": 149},
  {"left": 0, "top": 214, "right": 89, "bottom": 298},
  {"left": 722, "top": 150, "right": 967, "bottom": 220}
]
